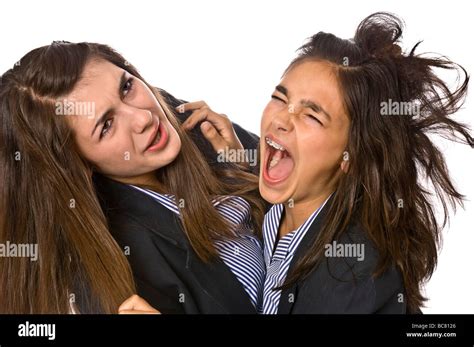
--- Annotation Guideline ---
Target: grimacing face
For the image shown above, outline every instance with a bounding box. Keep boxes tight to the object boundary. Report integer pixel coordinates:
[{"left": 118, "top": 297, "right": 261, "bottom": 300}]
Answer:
[
  {"left": 259, "top": 60, "right": 350, "bottom": 206},
  {"left": 65, "top": 59, "right": 181, "bottom": 185}
]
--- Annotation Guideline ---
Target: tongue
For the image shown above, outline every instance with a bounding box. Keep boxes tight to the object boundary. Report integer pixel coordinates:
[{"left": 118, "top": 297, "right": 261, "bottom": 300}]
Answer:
[{"left": 268, "top": 151, "right": 294, "bottom": 180}]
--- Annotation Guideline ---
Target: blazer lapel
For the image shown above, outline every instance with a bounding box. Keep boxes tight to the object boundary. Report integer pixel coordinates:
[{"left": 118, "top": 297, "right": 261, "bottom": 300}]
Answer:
[
  {"left": 188, "top": 256, "right": 257, "bottom": 313},
  {"left": 94, "top": 173, "right": 189, "bottom": 250},
  {"left": 94, "top": 173, "right": 256, "bottom": 313},
  {"left": 277, "top": 196, "right": 333, "bottom": 314}
]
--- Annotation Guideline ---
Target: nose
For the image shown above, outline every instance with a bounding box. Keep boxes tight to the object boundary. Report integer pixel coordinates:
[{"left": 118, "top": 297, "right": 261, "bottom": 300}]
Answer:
[
  {"left": 271, "top": 107, "right": 294, "bottom": 133},
  {"left": 131, "top": 108, "right": 154, "bottom": 133}
]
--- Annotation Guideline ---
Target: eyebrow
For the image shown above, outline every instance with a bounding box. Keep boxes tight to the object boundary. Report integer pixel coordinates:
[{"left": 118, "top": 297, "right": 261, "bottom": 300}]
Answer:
[
  {"left": 274, "top": 84, "right": 332, "bottom": 122},
  {"left": 91, "top": 71, "right": 128, "bottom": 138}
]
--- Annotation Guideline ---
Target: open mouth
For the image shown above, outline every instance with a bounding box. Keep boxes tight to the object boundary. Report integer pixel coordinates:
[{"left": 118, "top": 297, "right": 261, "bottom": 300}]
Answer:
[
  {"left": 146, "top": 121, "right": 169, "bottom": 152},
  {"left": 263, "top": 136, "right": 295, "bottom": 184}
]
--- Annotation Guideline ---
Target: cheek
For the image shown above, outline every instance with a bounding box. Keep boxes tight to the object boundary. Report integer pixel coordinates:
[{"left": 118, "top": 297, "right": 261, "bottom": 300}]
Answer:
[
  {"left": 168, "top": 125, "right": 182, "bottom": 150},
  {"left": 299, "top": 135, "right": 344, "bottom": 175},
  {"left": 91, "top": 145, "right": 122, "bottom": 169},
  {"left": 85, "top": 137, "right": 135, "bottom": 172}
]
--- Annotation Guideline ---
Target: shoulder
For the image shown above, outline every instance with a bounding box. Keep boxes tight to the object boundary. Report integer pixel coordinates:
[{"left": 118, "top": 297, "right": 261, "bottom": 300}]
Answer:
[
  {"left": 93, "top": 174, "right": 185, "bottom": 247},
  {"left": 295, "top": 221, "right": 406, "bottom": 313},
  {"left": 333, "top": 221, "right": 405, "bottom": 298}
]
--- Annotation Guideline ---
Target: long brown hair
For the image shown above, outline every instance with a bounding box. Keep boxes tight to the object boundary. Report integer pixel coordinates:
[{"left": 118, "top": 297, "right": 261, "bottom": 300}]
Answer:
[
  {"left": 145, "top": 88, "right": 265, "bottom": 257},
  {"left": 0, "top": 42, "right": 264, "bottom": 313},
  {"left": 283, "top": 12, "right": 473, "bottom": 312}
]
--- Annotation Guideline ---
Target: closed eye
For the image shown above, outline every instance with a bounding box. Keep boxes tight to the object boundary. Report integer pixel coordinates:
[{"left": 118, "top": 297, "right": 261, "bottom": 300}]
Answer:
[
  {"left": 305, "top": 114, "right": 323, "bottom": 125},
  {"left": 271, "top": 94, "right": 286, "bottom": 103}
]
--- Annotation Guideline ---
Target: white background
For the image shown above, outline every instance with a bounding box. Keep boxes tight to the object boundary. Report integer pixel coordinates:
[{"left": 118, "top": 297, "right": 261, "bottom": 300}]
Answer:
[{"left": 1, "top": 0, "right": 472, "bottom": 313}]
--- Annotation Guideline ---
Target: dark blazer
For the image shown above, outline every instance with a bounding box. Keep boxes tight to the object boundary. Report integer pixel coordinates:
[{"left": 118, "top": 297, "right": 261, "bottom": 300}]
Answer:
[
  {"left": 93, "top": 89, "right": 260, "bottom": 314},
  {"left": 276, "top": 196, "right": 408, "bottom": 314}
]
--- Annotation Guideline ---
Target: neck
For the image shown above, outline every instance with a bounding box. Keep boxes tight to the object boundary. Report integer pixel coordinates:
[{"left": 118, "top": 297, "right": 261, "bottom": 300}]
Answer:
[
  {"left": 279, "top": 190, "right": 332, "bottom": 239},
  {"left": 108, "top": 171, "right": 165, "bottom": 193}
]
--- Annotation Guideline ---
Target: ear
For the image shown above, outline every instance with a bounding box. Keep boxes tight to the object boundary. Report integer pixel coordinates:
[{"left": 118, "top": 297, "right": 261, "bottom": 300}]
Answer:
[{"left": 340, "top": 150, "right": 349, "bottom": 173}]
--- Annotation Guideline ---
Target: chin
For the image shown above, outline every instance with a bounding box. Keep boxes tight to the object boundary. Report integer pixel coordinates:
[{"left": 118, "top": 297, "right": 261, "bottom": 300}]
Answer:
[
  {"left": 148, "top": 144, "right": 181, "bottom": 172},
  {"left": 259, "top": 182, "right": 294, "bottom": 205},
  {"left": 160, "top": 144, "right": 182, "bottom": 167}
]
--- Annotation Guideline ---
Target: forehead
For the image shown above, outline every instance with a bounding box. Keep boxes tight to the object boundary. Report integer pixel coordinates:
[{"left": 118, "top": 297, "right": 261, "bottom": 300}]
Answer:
[
  {"left": 281, "top": 60, "right": 346, "bottom": 119},
  {"left": 69, "top": 59, "right": 122, "bottom": 102},
  {"left": 65, "top": 59, "right": 123, "bottom": 137},
  {"left": 281, "top": 61, "right": 339, "bottom": 97}
]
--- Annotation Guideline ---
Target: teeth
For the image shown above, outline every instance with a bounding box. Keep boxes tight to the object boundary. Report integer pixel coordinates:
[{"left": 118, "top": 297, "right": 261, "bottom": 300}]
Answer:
[
  {"left": 269, "top": 147, "right": 283, "bottom": 168},
  {"left": 265, "top": 137, "right": 285, "bottom": 151},
  {"left": 269, "top": 158, "right": 278, "bottom": 168},
  {"left": 152, "top": 128, "right": 161, "bottom": 145}
]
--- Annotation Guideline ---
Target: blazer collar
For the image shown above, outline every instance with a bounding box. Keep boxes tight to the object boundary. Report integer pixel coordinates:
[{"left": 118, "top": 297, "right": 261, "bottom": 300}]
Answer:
[
  {"left": 93, "top": 173, "right": 189, "bottom": 249},
  {"left": 277, "top": 194, "right": 334, "bottom": 314}
]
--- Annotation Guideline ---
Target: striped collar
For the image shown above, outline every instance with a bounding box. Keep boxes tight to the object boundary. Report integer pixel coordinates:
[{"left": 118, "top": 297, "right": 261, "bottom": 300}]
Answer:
[
  {"left": 129, "top": 185, "right": 253, "bottom": 233},
  {"left": 263, "top": 195, "right": 332, "bottom": 267},
  {"left": 129, "top": 184, "right": 265, "bottom": 310},
  {"left": 261, "top": 195, "right": 332, "bottom": 314}
]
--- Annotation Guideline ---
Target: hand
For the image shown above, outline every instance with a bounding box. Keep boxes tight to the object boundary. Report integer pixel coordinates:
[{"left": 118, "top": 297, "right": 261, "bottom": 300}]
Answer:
[
  {"left": 178, "top": 101, "right": 245, "bottom": 154},
  {"left": 118, "top": 295, "right": 161, "bottom": 314}
]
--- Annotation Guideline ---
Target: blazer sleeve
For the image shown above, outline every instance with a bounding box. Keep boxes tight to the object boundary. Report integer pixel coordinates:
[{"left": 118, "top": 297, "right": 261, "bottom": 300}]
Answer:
[
  {"left": 346, "top": 227, "right": 407, "bottom": 314},
  {"left": 106, "top": 213, "right": 198, "bottom": 314}
]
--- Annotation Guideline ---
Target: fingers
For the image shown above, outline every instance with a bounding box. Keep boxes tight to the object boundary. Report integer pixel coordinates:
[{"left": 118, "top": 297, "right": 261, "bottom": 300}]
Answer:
[
  {"left": 200, "top": 121, "right": 227, "bottom": 152},
  {"left": 176, "top": 101, "right": 208, "bottom": 114},
  {"left": 118, "top": 295, "right": 160, "bottom": 314},
  {"left": 181, "top": 107, "right": 232, "bottom": 137},
  {"left": 118, "top": 294, "right": 140, "bottom": 312},
  {"left": 181, "top": 107, "right": 211, "bottom": 130},
  {"left": 118, "top": 309, "right": 159, "bottom": 315},
  {"left": 177, "top": 101, "right": 245, "bottom": 155}
]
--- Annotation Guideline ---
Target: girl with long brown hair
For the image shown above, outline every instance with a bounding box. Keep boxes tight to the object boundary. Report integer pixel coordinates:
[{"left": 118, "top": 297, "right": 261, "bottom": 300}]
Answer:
[
  {"left": 258, "top": 12, "right": 473, "bottom": 313},
  {"left": 0, "top": 41, "right": 266, "bottom": 313}
]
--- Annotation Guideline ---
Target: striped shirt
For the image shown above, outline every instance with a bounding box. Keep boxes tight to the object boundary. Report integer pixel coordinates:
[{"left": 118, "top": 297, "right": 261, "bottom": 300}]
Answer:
[
  {"left": 129, "top": 185, "right": 265, "bottom": 310},
  {"left": 261, "top": 196, "right": 331, "bottom": 314}
]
